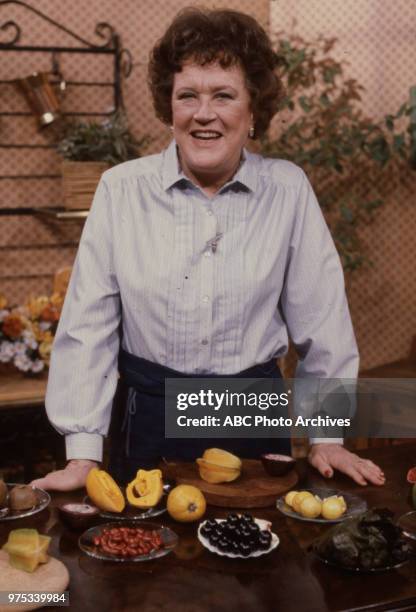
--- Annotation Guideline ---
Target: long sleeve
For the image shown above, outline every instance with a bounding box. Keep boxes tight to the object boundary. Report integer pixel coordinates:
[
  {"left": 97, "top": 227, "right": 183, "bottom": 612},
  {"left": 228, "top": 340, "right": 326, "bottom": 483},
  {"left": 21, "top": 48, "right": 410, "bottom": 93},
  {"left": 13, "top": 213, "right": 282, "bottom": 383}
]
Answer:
[
  {"left": 279, "top": 171, "right": 359, "bottom": 443},
  {"left": 45, "top": 177, "right": 121, "bottom": 461}
]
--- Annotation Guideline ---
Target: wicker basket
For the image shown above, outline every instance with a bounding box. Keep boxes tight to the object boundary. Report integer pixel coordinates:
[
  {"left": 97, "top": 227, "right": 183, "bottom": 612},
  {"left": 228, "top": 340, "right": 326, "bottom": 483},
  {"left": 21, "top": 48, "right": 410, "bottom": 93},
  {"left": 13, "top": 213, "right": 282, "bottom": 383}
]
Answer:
[{"left": 61, "top": 160, "right": 109, "bottom": 210}]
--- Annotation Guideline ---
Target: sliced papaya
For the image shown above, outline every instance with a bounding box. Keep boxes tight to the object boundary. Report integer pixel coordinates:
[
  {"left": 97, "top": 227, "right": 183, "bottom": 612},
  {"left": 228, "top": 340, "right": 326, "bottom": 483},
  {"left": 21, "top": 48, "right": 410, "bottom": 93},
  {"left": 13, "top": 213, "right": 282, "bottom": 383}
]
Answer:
[{"left": 86, "top": 468, "right": 125, "bottom": 513}]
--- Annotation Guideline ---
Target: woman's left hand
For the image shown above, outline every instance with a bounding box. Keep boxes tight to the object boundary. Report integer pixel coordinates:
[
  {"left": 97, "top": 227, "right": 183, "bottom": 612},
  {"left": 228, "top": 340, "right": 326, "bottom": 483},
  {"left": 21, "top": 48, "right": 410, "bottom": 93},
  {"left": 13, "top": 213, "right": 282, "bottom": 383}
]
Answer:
[{"left": 308, "top": 443, "right": 385, "bottom": 486}]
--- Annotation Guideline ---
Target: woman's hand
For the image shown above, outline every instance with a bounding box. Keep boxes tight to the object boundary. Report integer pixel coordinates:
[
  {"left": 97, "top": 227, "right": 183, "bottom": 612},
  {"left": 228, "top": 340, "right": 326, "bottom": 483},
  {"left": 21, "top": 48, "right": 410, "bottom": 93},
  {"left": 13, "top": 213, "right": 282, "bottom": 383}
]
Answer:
[
  {"left": 30, "top": 459, "right": 98, "bottom": 491},
  {"left": 308, "top": 443, "right": 385, "bottom": 486}
]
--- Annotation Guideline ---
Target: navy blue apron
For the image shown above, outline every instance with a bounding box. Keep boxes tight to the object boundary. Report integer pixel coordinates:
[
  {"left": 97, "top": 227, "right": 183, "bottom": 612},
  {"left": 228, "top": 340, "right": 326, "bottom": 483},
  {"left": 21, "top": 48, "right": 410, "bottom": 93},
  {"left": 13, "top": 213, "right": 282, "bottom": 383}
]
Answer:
[{"left": 109, "top": 349, "right": 291, "bottom": 484}]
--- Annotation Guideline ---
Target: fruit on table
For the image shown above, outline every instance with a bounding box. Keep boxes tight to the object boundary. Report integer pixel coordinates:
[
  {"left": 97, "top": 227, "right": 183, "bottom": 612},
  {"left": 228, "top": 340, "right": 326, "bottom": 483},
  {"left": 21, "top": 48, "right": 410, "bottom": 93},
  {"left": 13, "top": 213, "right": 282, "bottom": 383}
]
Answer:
[
  {"left": 126, "top": 469, "right": 164, "bottom": 509},
  {"left": 0, "top": 479, "right": 7, "bottom": 507},
  {"left": 299, "top": 496, "right": 322, "bottom": 519},
  {"left": 292, "top": 491, "right": 314, "bottom": 514},
  {"left": 9, "top": 485, "right": 37, "bottom": 510},
  {"left": 284, "top": 490, "right": 298, "bottom": 507},
  {"left": 200, "top": 513, "right": 273, "bottom": 556},
  {"left": 86, "top": 468, "right": 125, "bottom": 513},
  {"left": 196, "top": 448, "right": 242, "bottom": 484},
  {"left": 284, "top": 489, "right": 347, "bottom": 520},
  {"left": 321, "top": 496, "right": 346, "bottom": 520},
  {"left": 2, "top": 529, "right": 51, "bottom": 573},
  {"left": 167, "top": 484, "right": 206, "bottom": 522}
]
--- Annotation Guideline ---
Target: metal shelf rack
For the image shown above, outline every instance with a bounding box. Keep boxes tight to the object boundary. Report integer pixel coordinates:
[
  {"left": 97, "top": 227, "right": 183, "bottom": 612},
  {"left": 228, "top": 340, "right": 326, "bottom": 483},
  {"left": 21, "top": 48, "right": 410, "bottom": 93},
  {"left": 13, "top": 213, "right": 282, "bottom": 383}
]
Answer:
[{"left": 0, "top": 0, "right": 133, "bottom": 219}]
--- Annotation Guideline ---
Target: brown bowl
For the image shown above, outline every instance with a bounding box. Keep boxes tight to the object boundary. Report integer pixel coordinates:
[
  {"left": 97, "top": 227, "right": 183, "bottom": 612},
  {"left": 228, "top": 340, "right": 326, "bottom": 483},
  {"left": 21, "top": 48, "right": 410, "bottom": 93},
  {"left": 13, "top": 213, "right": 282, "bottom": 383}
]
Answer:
[
  {"left": 58, "top": 502, "right": 100, "bottom": 531},
  {"left": 261, "top": 453, "right": 296, "bottom": 477}
]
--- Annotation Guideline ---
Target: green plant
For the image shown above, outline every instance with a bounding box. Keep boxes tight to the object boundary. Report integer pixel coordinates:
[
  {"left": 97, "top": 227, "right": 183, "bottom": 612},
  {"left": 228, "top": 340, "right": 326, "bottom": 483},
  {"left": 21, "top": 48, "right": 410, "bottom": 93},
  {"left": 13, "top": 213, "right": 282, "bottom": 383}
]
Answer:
[
  {"left": 57, "top": 111, "right": 148, "bottom": 165},
  {"left": 261, "top": 33, "right": 416, "bottom": 271}
]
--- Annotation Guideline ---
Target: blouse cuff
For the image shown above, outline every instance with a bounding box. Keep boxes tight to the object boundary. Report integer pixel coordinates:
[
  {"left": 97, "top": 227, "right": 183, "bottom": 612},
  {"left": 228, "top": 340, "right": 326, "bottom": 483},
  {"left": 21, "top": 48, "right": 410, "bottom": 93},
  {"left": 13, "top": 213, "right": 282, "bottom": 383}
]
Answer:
[
  {"left": 65, "top": 433, "right": 103, "bottom": 462},
  {"left": 309, "top": 438, "right": 344, "bottom": 445}
]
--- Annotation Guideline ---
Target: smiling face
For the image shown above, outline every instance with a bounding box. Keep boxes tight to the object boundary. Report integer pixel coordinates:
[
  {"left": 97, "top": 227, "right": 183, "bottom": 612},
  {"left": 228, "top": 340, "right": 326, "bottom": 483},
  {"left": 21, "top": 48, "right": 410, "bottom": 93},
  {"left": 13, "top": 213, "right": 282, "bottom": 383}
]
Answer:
[{"left": 171, "top": 60, "right": 253, "bottom": 192}]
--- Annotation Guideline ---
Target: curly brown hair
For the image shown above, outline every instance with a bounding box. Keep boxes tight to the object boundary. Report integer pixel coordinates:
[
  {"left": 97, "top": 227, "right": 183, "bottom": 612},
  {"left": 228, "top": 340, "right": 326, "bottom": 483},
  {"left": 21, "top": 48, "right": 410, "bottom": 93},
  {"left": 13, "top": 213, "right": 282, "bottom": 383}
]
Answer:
[{"left": 148, "top": 8, "right": 284, "bottom": 138}]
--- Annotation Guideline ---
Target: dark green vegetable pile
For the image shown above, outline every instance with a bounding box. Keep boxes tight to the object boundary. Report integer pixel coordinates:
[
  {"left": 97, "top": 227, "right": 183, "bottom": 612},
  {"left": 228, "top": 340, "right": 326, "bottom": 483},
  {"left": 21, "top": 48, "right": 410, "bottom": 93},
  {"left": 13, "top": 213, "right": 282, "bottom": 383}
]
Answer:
[{"left": 314, "top": 509, "right": 413, "bottom": 570}]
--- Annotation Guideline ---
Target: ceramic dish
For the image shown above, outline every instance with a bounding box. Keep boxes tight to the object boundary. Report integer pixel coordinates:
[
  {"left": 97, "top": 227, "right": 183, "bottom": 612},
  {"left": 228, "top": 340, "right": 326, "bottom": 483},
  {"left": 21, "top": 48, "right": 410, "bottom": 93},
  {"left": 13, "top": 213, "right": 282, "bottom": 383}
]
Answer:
[
  {"left": 197, "top": 518, "right": 279, "bottom": 559},
  {"left": 276, "top": 487, "right": 367, "bottom": 523},
  {"left": 79, "top": 520, "right": 178, "bottom": 562},
  {"left": 0, "top": 483, "right": 50, "bottom": 521}
]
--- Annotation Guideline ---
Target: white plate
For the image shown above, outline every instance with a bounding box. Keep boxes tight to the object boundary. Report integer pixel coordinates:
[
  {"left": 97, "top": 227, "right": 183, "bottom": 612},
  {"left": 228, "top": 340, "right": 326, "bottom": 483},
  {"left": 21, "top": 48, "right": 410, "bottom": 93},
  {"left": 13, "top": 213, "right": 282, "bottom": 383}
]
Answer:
[{"left": 197, "top": 518, "right": 279, "bottom": 559}]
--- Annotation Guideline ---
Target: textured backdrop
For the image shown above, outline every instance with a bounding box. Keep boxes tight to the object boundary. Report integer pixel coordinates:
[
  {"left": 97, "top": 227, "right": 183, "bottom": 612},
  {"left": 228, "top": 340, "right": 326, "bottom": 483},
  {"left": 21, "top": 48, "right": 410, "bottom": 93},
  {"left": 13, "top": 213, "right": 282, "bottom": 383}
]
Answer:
[{"left": 0, "top": 0, "right": 415, "bottom": 370}]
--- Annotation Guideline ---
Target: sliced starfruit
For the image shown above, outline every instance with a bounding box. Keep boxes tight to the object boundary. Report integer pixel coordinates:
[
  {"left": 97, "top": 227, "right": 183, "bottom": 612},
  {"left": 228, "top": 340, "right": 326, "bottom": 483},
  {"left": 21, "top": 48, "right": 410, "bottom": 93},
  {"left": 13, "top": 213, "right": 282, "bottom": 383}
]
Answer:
[
  {"left": 86, "top": 468, "right": 125, "bottom": 513},
  {"left": 202, "top": 448, "right": 242, "bottom": 470},
  {"left": 2, "top": 529, "right": 51, "bottom": 573}
]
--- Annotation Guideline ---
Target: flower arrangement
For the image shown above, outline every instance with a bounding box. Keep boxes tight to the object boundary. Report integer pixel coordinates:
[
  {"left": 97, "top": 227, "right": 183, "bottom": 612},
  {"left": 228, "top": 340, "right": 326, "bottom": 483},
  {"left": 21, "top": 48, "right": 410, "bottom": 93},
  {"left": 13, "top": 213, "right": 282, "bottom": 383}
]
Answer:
[{"left": 0, "top": 293, "right": 63, "bottom": 374}]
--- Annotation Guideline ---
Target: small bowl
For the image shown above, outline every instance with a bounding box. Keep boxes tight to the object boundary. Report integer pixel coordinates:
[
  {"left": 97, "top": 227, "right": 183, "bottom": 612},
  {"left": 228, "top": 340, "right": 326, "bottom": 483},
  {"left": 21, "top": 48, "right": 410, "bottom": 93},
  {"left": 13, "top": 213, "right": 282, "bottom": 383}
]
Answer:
[
  {"left": 261, "top": 453, "right": 296, "bottom": 477},
  {"left": 58, "top": 502, "right": 100, "bottom": 531}
]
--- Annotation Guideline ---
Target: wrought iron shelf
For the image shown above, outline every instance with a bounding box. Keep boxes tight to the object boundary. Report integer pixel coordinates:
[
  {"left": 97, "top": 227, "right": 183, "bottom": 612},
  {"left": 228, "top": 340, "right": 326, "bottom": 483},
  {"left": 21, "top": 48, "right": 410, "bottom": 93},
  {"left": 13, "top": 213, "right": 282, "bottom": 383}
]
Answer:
[
  {"left": 35, "top": 207, "right": 89, "bottom": 220},
  {"left": 0, "top": 0, "right": 133, "bottom": 220},
  {"left": 0, "top": 206, "right": 88, "bottom": 220}
]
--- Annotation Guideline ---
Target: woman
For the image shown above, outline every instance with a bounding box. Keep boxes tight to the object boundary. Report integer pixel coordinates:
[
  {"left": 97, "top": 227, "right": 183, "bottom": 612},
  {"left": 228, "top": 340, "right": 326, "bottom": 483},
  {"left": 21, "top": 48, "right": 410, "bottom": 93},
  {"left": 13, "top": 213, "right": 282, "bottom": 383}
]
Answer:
[{"left": 33, "top": 8, "right": 384, "bottom": 491}]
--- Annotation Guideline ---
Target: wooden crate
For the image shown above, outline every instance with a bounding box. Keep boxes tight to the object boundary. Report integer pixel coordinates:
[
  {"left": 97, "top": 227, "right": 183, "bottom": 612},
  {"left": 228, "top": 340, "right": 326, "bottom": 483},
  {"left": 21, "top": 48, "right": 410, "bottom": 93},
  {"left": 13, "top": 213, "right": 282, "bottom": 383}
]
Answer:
[{"left": 61, "top": 160, "right": 109, "bottom": 209}]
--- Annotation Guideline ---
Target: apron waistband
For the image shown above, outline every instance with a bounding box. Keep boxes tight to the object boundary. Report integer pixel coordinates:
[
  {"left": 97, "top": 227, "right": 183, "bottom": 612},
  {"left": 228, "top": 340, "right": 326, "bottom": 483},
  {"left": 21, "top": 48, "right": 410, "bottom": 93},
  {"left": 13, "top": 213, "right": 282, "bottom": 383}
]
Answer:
[{"left": 118, "top": 349, "right": 280, "bottom": 397}]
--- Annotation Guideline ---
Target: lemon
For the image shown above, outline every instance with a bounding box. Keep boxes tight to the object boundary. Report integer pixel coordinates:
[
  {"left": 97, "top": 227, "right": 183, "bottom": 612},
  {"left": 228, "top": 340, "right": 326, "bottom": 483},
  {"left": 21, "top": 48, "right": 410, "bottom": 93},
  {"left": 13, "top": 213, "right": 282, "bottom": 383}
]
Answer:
[
  {"left": 321, "top": 496, "right": 346, "bottom": 520},
  {"left": 299, "top": 495, "right": 322, "bottom": 519},
  {"left": 292, "top": 491, "right": 314, "bottom": 514},
  {"left": 284, "top": 490, "right": 298, "bottom": 507}
]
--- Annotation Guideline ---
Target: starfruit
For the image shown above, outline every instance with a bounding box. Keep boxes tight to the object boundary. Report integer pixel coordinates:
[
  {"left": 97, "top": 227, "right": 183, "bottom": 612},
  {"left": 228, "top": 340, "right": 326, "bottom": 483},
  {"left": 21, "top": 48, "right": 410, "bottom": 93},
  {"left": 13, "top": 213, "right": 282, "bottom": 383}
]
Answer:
[
  {"left": 86, "top": 468, "right": 125, "bottom": 513},
  {"left": 196, "top": 448, "right": 242, "bottom": 483},
  {"left": 2, "top": 529, "right": 51, "bottom": 573},
  {"left": 126, "top": 469, "right": 164, "bottom": 509}
]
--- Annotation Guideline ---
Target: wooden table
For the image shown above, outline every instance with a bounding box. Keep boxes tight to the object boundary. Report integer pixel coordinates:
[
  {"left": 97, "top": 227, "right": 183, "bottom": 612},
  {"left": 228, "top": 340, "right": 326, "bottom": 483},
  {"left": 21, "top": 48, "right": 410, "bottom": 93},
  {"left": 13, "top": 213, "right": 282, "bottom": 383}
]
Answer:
[{"left": 0, "top": 443, "right": 415, "bottom": 612}]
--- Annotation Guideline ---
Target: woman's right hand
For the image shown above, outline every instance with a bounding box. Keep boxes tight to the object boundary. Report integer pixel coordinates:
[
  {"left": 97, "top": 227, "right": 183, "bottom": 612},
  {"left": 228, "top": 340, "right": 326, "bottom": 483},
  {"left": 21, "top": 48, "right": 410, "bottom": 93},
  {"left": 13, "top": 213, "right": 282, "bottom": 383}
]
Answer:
[{"left": 30, "top": 459, "right": 99, "bottom": 492}]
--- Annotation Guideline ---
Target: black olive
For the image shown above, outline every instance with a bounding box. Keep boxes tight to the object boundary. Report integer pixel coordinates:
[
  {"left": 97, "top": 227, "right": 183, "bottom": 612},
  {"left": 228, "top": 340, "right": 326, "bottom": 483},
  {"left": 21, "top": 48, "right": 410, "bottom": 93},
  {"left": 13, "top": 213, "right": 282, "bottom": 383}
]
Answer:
[
  {"left": 200, "top": 524, "right": 212, "bottom": 538},
  {"left": 242, "top": 513, "right": 255, "bottom": 523},
  {"left": 259, "top": 532, "right": 272, "bottom": 550},
  {"left": 227, "top": 513, "right": 239, "bottom": 525},
  {"left": 218, "top": 538, "right": 229, "bottom": 552},
  {"left": 209, "top": 532, "right": 220, "bottom": 545},
  {"left": 206, "top": 519, "right": 218, "bottom": 529},
  {"left": 239, "top": 542, "right": 251, "bottom": 557},
  {"left": 240, "top": 527, "right": 251, "bottom": 541}
]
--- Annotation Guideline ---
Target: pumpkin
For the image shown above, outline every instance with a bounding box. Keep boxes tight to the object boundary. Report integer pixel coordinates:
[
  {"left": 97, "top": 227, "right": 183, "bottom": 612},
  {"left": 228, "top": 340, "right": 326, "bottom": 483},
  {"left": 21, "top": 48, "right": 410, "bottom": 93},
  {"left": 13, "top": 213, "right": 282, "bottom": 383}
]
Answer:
[
  {"left": 126, "top": 469, "right": 164, "bottom": 509},
  {"left": 167, "top": 485, "right": 206, "bottom": 522},
  {"left": 86, "top": 468, "right": 125, "bottom": 513}
]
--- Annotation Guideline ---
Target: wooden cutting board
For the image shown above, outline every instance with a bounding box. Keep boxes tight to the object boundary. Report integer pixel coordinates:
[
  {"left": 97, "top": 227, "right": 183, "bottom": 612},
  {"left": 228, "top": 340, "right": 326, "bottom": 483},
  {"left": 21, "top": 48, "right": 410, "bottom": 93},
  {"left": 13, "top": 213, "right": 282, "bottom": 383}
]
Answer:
[
  {"left": 163, "top": 459, "right": 298, "bottom": 508},
  {"left": 0, "top": 550, "right": 69, "bottom": 612}
]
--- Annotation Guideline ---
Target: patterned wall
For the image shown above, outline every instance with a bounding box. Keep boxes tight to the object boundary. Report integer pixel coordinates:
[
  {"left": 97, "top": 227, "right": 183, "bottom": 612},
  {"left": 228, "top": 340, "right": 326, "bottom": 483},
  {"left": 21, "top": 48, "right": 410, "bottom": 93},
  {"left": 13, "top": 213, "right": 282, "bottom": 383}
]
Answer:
[
  {"left": 0, "top": 0, "right": 269, "bottom": 302},
  {"left": 270, "top": 0, "right": 416, "bottom": 371},
  {"left": 1, "top": 0, "right": 415, "bottom": 370}
]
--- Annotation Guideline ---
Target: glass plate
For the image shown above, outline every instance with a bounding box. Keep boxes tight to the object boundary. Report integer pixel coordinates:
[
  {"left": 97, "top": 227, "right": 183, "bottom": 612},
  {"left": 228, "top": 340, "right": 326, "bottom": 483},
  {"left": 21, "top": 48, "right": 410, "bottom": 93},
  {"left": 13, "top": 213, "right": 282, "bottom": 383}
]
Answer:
[
  {"left": 84, "top": 483, "right": 171, "bottom": 521},
  {"left": 276, "top": 487, "right": 367, "bottom": 523},
  {"left": 79, "top": 520, "right": 178, "bottom": 562},
  {"left": 0, "top": 483, "right": 50, "bottom": 521},
  {"left": 398, "top": 511, "right": 416, "bottom": 540},
  {"left": 311, "top": 548, "right": 414, "bottom": 573},
  {"left": 197, "top": 518, "right": 279, "bottom": 559}
]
